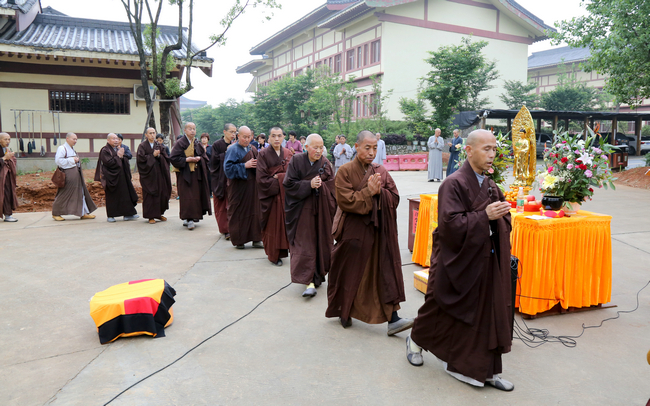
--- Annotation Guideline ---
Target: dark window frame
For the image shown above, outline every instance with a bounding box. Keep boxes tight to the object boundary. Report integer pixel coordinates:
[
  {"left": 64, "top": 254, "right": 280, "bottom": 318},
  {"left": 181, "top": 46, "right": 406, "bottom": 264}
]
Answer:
[{"left": 49, "top": 90, "right": 130, "bottom": 115}]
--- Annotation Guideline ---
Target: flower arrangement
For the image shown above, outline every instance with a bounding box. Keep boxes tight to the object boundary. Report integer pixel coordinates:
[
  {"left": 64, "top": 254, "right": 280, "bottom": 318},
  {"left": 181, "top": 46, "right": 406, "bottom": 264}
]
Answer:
[
  {"left": 537, "top": 129, "right": 616, "bottom": 204},
  {"left": 457, "top": 131, "right": 513, "bottom": 186}
]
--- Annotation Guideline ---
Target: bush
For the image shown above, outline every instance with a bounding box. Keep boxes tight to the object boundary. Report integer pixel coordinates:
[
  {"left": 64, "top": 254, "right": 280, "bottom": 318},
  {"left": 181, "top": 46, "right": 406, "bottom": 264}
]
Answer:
[
  {"left": 383, "top": 134, "right": 407, "bottom": 145},
  {"left": 645, "top": 152, "right": 650, "bottom": 166}
]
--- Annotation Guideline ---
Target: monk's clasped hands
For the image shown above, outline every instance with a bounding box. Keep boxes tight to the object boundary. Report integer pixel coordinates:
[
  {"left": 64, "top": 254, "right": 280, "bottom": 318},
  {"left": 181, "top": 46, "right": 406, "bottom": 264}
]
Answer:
[{"left": 486, "top": 201, "right": 511, "bottom": 220}]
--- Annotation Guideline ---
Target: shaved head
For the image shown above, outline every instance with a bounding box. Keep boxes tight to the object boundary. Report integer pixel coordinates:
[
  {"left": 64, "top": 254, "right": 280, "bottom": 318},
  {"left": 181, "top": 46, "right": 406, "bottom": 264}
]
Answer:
[
  {"left": 466, "top": 129, "right": 493, "bottom": 147},
  {"left": 66, "top": 132, "right": 76, "bottom": 139},
  {"left": 65, "top": 132, "right": 78, "bottom": 147},
  {"left": 305, "top": 133, "right": 323, "bottom": 147},
  {"left": 0, "top": 132, "right": 10, "bottom": 148},
  {"left": 466, "top": 129, "right": 497, "bottom": 174},
  {"left": 237, "top": 126, "right": 252, "bottom": 147},
  {"left": 356, "top": 130, "right": 376, "bottom": 144}
]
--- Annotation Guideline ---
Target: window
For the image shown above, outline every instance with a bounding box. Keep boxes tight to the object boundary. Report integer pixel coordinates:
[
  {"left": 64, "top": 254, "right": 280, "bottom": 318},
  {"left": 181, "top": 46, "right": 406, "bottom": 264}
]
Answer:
[
  {"left": 356, "top": 97, "right": 361, "bottom": 118},
  {"left": 364, "top": 44, "right": 369, "bottom": 66},
  {"left": 370, "top": 94, "right": 378, "bottom": 116},
  {"left": 294, "top": 69, "right": 303, "bottom": 77},
  {"left": 357, "top": 47, "right": 362, "bottom": 69},
  {"left": 370, "top": 40, "right": 381, "bottom": 64},
  {"left": 347, "top": 50, "right": 355, "bottom": 71},
  {"left": 315, "top": 61, "right": 322, "bottom": 68},
  {"left": 328, "top": 57, "right": 333, "bottom": 70},
  {"left": 363, "top": 95, "right": 368, "bottom": 117},
  {"left": 50, "top": 90, "right": 130, "bottom": 114},
  {"left": 334, "top": 54, "right": 342, "bottom": 73}
]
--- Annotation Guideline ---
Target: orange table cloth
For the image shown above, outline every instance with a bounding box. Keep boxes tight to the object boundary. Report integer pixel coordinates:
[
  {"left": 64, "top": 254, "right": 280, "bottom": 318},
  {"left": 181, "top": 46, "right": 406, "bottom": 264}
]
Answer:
[
  {"left": 511, "top": 210, "right": 612, "bottom": 316},
  {"left": 411, "top": 194, "right": 438, "bottom": 267}
]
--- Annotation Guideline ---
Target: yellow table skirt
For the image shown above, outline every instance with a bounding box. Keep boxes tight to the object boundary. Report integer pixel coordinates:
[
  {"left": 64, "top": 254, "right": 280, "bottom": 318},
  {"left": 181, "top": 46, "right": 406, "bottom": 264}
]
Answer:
[
  {"left": 411, "top": 194, "right": 438, "bottom": 267},
  {"left": 511, "top": 210, "right": 612, "bottom": 316}
]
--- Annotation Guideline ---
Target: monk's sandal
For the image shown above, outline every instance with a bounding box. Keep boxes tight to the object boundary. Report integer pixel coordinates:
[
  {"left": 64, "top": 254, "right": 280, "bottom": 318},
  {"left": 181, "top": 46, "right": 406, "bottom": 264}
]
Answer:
[
  {"left": 406, "top": 336, "right": 423, "bottom": 366},
  {"left": 388, "top": 317, "right": 414, "bottom": 336},
  {"left": 485, "top": 375, "right": 514, "bottom": 391}
]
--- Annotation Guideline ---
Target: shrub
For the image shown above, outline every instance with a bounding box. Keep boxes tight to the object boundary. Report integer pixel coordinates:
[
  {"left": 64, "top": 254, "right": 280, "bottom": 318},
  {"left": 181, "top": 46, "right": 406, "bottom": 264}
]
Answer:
[{"left": 383, "top": 133, "right": 407, "bottom": 145}]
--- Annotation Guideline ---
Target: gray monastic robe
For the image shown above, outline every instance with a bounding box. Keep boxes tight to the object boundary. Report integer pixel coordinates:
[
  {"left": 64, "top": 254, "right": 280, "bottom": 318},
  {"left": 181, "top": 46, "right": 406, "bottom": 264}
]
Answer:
[{"left": 427, "top": 136, "right": 444, "bottom": 180}]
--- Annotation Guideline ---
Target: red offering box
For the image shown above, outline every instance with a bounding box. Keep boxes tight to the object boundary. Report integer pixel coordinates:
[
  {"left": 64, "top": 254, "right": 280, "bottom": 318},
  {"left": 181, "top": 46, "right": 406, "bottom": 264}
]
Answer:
[
  {"left": 509, "top": 201, "right": 516, "bottom": 208},
  {"left": 524, "top": 203, "right": 542, "bottom": 212}
]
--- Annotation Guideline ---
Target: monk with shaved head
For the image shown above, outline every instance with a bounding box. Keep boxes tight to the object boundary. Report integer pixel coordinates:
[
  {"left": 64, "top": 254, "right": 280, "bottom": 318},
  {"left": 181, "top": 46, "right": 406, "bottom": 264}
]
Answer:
[
  {"left": 137, "top": 127, "right": 172, "bottom": 224},
  {"left": 170, "top": 122, "right": 212, "bottom": 230},
  {"left": 209, "top": 123, "right": 237, "bottom": 239},
  {"left": 0, "top": 132, "right": 18, "bottom": 222},
  {"left": 326, "top": 130, "right": 411, "bottom": 336},
  {"left": 407, "top": 129, "right": 514, "bottom": 391},
  {"left": 94, "top": 133, "right": 139, "bottom": 222},
  {"left": 224, "top": 125, "right": 263, "bottom": 248},
  {"left": 283, "top": 133, "right": 336, "bottom": 297},
  {"left": 52, "top": 132, "right": 97, "bottom": 221}
]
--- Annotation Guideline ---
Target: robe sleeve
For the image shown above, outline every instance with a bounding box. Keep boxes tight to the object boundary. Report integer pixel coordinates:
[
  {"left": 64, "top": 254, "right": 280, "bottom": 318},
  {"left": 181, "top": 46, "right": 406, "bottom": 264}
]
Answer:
[
  {"left": 435, "top": 138, "right": 444, "bottom": 151},
  {"left": 283, "top": 157, "right": 314, "bottom": 201},
  {"left": 123, "top": 145, "right": 133, "bottom": 160},
  {"left": 224, "top": 146, "right": 247, "bottom": 180},
  {"left": 335, "top": 164, "right": 374, "bottom": 215},
  {"left": 136, "top": 144, "right": 155, "bottom": 176},
  {"left": 333, "top": 145, "right": 341, "bottom": 159},
  {"left": 256, "top": 151, "right": 280, "bottom": 198},
  {"left": 345, "top": 145, "right": 353, "bottom": 159},
  {"left": 294, "top": 142, "right": 303, "bottom": 153},
  {"left": 427, "top": 136, "right": 436, "bottom": 149},
  {"left": 169, "top": 141, "right": 187, "bottom": 170}
]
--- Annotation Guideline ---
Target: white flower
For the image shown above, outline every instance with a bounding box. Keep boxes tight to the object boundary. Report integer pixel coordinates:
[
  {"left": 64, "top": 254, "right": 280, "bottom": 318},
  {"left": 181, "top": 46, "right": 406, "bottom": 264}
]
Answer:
[{"left": 578, "top": 151, "right": 593, "bottom": 165}]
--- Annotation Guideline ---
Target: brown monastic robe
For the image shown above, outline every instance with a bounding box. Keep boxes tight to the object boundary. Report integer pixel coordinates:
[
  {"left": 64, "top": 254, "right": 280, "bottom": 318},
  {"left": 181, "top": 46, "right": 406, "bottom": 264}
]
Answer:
[
  {"left": 0, "top": 147, "right": 18, "bottom": 217},
  {"left": 170, "top": 136, "right": 212, "bottom": 221},
  {"left": 52, "top": 146, "right": 97, "bottom": 217},
  {"left": 325, "top": 158, "right": 404, "bottom": 324},
  {"left": 256, "top": 146, "right": 293, "bottom": 263},
  {"left": 283, "top": 153, "right": 336, "bottom": 286},
  {"left": 410, "top": 161, "right": 513, "bottom": 383},
  {"left": 136, "top": 141, "right": 172, "bottom": 220},
  {"left": 94, "top": 143, "right": 138, "bottom": 218},
  {"left": 225, "top": 145, "right": 262, "bottom": 246},
  {"left": 209, "top": 138, "right": 230, "bottom": 234}
]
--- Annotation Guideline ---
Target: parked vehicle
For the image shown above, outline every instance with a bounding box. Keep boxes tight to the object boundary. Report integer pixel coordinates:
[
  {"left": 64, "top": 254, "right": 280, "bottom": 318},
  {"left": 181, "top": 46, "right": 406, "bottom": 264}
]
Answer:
[
  {"left": 536, "top": 133, "right": 554, "bottom": 158},
  {"left": 600, "top": 132, "right": 635, "bottom": 155},
  {"left": 640, "top": 136, "right": 650, "bottom": 155}
]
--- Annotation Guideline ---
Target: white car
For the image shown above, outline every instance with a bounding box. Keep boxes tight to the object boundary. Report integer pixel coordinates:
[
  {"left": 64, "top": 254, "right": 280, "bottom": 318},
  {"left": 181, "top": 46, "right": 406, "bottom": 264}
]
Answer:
[{"left": 641, "top": 137, "right": 650, "bottom": 155}]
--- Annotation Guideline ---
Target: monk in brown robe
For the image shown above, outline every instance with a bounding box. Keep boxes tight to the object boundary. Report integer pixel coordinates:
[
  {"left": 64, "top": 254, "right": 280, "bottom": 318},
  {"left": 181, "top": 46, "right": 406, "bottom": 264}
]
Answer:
[
  {"left": 0, "top": 132, "right": 18, "bottom": 222},
  {"left": 257, "top": 127, "right": 293, "bottom": 266},
  {"left": 224, "top": 126, "right": 263, "bottom": 249},
  {"left": 94, "top": 133, "right": 139, "bottom": 222},
  {"left": 326, "top": 131, "right": 412, "bottom": 336},
  {"left": 406, "top": 130, "right": 514, "bottom": 391},
  {"left": 209, "top": 123, "right": 236, "bottom": 239},
  {"left": 137, "top": 127, "right": 172, "bottom": 224},
  {"left": 170, "top": 122, "right": 212, "bottom": 230},
  {"left": 52, "top": 132, "right": 97, "bottom": 221},
  {"left": 283, "top": 134, "right": 336, "bottom": 298}
]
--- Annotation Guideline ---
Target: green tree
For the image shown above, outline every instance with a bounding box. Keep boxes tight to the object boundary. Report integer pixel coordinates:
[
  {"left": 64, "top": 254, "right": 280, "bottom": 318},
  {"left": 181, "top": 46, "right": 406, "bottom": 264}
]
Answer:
[
  {"left": 367, "top": 74, "right": 393, "bottom": 134},
  {"left": 552, "top": 0, "right": 650, "bottom": 108},
  {"left": 499, "top": 80, "right": 539, "bottom": 109},
  {"left": 398, "top": 84, "right": 432, "bottom": 137},
  {"left": 421, "top": 37, "right": 499, "bottom": 134},
  {"left": 120, "top": 0, "right": 280, "bottom": 139},
  {"left": 182, "top": 99, "right": 253, "bottom": 136},
  {"left": 540, "top": 84, "right": 598, "bottom": 111}
]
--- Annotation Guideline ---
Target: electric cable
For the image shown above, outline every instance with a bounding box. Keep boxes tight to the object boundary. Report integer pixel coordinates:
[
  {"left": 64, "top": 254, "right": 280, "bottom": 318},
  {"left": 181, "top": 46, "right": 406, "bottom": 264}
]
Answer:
[
  {"left": 512, "top": 259, "right": 649, "bottom": 348},
  {"left": 103, "top": 282, "right": 291, "bottom": 405}
]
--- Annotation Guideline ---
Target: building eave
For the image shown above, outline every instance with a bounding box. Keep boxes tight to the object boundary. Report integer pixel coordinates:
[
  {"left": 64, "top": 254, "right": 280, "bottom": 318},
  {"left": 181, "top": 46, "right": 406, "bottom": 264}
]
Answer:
[
  {"left": 493, "top": 0, "right": 556, "bottom": 42},
  {"left": 317, "top": 1, "right": 374, "bottom": 29},
  {"left": 249, "top": 4, "right": 336, "bottom": 56},
  {"left": 236, "top": 59, "right": 269, "bottom": 74}
]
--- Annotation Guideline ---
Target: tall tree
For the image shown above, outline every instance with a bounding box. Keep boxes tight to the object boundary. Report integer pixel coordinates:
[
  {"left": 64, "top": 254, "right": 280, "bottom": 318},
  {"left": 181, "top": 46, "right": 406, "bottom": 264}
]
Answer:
[
  {"left": 398, "top": 84, "right": 432, "bottom": 137},
  {"left": 368, "top": 74, "right": 393, "bottom": 134},
  {"left": 499, "top": 80, "right": 539, "bottom": 109},
  {"left": 421, "top": 37, "right": 499, "bottom": 134},
  {"left": 120, "top": 0, "right": 280, "bottom": 139},
  {"left": 552, "top": 0, "right": 650, "bottom": 107}
]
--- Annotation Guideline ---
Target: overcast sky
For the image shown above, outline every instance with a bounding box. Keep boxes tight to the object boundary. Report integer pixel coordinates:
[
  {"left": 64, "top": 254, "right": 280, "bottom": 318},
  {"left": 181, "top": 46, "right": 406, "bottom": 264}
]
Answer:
[{"left": 43, "top": 0, "right": 588, "bottom": 107}]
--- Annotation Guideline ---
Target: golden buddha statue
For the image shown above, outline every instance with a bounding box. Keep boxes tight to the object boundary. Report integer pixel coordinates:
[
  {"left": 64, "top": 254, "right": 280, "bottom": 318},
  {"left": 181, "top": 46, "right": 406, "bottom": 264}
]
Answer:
[{"left": 511, "top": 106, "right": 536, "bottom": 190}]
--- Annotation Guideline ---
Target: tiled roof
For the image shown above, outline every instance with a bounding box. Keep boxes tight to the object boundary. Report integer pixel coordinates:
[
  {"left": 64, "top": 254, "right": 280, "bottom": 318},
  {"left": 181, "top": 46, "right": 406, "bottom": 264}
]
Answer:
[
  {"left": 41, "top": 6, "right": 66, "bottom": 16},
  {"left": 318, "top": 1, "right": 373, "bottom": 29},
  {"left": 499, "top": 0, "right": 555, "bottom": 34},
  {"left": 0, "top": 12, "right": 213, "bottom": 62},
  {"left": 528, "top": 46, "right": 590, "bottom": 69},
  {"left": 0, "top": 0, "right": 39, "bottom": 14}
]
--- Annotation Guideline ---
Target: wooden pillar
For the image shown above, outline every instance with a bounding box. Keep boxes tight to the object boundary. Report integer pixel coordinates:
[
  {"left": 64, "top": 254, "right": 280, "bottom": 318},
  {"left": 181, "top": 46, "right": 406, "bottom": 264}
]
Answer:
[
  {"left": 480, "top": 116, "right": 486, "bottom": 129},
  {"left": 564, "top": 118, "right": 569, "bottom": 132},
  {"left": 536, "top": 118, "right": 542, "bottom": 134},
  {"left": 611, "top": 118, "right": 618, "bottom": 145},
  {"left": 635, "top": 117, "right": 642, "bottom": 156},
  {"left": 553, "top": 115, "right": 558, "bottom": 132},
  {"left": 583, "top": 118, "right": 588, "bottom": 134},
  {"left": 507, "top": 118, "right": 511, "bottom": 133}
]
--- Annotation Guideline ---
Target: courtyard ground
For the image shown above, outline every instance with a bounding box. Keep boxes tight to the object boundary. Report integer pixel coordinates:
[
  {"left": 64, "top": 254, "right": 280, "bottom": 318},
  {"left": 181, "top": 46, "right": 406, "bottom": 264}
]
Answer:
[{"left": 1, "top": 170, "right": 648, "bottom": 406}]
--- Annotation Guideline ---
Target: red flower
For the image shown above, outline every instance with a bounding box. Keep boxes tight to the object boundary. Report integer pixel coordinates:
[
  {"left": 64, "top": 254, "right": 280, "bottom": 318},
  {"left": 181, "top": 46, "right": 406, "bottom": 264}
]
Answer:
[
  {"left": 561, "top": 157, "right": 568, "bottom": 163},
  {"left": 579, "top": 164, "right": 587, "bottom": 170},
  {"left": 575, "top": 158, "right": 582, "bottom": 163},
  {"left": 589, "top": 188, "right": 594, "bottom": 193},
  {"left": 553, "top": 159, "right": 558, "bottom": 164}
]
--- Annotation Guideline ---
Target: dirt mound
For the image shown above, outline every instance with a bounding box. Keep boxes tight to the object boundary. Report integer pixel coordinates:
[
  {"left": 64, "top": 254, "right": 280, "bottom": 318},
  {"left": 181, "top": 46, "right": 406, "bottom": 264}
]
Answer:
[
  {"left": 613, "top": 166, "right": 650, "bottom": 190},
  {"left": 15, "top": 169, "right": 178, "bottom": 213}
]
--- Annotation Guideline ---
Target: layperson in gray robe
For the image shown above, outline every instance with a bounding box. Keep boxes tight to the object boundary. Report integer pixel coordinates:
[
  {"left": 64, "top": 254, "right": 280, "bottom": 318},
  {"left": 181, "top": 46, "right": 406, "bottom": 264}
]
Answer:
[
  {"left": 52, "top": 133, "right": 97, "bottom": 220},
  {"left": 372, "top": 133, "right": 387, "bottom": 165},
  {"left": 333, "top": 136, "right": 353, "bottom": 174},
  {"left": 427, "top": 129, "right": 445, "bottom": 182}
]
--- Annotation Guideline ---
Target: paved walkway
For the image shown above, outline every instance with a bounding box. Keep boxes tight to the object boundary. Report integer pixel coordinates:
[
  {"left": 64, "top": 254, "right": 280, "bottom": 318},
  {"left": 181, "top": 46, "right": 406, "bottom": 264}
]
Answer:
[{"left": 1, "top": 171, "right": 649, "bottom": 406}]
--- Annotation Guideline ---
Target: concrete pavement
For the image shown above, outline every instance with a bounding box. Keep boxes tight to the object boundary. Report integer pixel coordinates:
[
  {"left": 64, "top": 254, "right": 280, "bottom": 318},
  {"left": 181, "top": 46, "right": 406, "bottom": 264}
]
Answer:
[{"left": 1, "top": 170, "right": 649, "bottom": 406}]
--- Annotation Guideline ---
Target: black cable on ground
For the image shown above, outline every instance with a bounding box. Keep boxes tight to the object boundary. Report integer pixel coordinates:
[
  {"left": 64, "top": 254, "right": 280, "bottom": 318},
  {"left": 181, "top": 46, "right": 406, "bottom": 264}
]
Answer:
[
  {"left": 103, "top": 282, "right": 292, "bottom": 406},
  {"left": 513, "top": 279, "right": 650, "bottom": 348}
]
